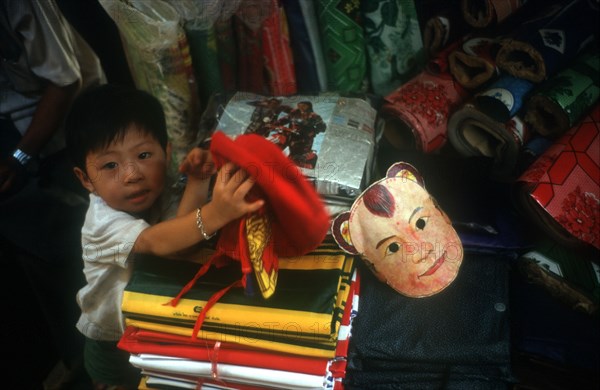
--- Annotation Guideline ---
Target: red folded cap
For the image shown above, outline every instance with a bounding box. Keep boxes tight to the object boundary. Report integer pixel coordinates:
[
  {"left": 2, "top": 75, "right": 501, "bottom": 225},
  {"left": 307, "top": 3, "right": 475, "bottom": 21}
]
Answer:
[{"left": 210, "top": 131, "right": 330, "bottom": 257}]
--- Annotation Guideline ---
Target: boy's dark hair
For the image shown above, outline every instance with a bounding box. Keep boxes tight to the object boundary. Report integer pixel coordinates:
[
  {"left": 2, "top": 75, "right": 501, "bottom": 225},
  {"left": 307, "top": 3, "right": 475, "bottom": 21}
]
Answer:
[{"left": 65, "top": 84, "right": 168, "bottom": 171}]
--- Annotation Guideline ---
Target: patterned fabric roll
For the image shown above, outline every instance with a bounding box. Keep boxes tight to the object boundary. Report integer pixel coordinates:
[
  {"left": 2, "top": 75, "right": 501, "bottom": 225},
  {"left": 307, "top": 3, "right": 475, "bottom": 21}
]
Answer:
[
  {"left": 298, "top": 0, "right": 329, "bottom": 91},
  {"left": 316, "top": 0, "right": 368, "bottom": 93},
  {"left": 163, "top": 0, "right": 235, "bottom": 108},
  {"left": 420, "top": 0, "right": 471, "bottom": 57},
  {"left": 233, "top": 19, "right": 265, "bottom": 94},
  {"left": 449, "top": 34, "right": 500, "bottom": 90},
  {"left": 461, "top": 0, "right": 527, "bottom": 28},
  {"left": 261, "top": 0, "right": 297, "bottom": 96},
  {"left": 234, "top": 0, "right": 271, "bottom": 94},
  {"left": 214, "top": 18, "right": 238, "bottom": 93},
  {"left": 448, "top": 73, "right": 536, "bottom": 180},
  {"left": 516, "top": 104, "right": 600, "bottom": 249},
  {"left": 381, "top": 41, "right": 469, "bottom": 152},
  {"left": 496, "top": 0, "right": 598, "bottom": 83},
  {"left": 525, "top": 49, "right": 600, "bottom": 138},
  {"left": 448, "top": 3, "right": 543, "bottom": 90},
  {"left": 281, "top": 0, "right": 321, "bottom": 93},
  {"left": 185, "top": 27, "right": 224, "bottom": 108},
  {"left": 98, "top": 0, "right": 201, "bottom": 174},
  {"left": 475, "top": 73, "right": 535, "bottom": 121},
  {"left": 362, "top": 0, "right": 426, "bottom": 96}
]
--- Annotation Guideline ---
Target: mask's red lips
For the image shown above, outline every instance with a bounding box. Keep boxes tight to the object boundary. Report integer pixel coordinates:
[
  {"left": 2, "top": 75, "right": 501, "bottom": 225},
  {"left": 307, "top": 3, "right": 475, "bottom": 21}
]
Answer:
[{"left": 419, "top": 252, "right": 446, "bottom": 278}]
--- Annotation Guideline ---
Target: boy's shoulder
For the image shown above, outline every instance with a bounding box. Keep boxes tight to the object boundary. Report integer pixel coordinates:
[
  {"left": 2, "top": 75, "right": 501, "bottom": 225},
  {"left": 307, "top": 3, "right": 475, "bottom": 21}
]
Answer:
[{"left": 82, "top": 193, "right": 147, "bottom": 235}]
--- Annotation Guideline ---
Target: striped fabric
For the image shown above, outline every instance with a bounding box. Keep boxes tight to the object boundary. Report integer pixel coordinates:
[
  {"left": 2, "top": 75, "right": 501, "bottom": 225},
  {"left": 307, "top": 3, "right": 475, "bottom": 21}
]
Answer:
[
  {"left": 122, "top": 243, "right": 355, "bottom": 358},
  {"left": 127, "top": 269, "right": 361, "bottom": 389}
]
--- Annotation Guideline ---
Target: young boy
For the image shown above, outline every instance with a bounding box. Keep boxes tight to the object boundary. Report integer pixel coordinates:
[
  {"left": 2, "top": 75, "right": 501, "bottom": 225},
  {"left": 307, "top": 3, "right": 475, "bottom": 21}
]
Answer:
[{"left": 65, "top": 84, "right": 264, "bottom": 389}]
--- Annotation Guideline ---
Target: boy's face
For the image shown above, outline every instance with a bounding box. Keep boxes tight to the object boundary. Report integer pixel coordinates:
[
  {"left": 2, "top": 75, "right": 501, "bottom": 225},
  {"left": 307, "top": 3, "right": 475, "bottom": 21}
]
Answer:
[{"left": 74, "top": 124, "right": 168, "bottom": 214}]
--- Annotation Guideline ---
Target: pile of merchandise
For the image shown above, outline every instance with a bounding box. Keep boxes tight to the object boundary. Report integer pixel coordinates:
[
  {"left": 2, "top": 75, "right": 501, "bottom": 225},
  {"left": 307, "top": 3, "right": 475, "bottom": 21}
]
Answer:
[{"left": 118, "top": 241, "right": 360, "bottom": 389}]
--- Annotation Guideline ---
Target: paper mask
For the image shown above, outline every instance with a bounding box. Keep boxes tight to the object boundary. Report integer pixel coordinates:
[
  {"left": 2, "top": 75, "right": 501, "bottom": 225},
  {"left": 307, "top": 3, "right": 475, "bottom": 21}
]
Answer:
[{"left": 332, "top": 162, "right": 463, "bottom": 297}]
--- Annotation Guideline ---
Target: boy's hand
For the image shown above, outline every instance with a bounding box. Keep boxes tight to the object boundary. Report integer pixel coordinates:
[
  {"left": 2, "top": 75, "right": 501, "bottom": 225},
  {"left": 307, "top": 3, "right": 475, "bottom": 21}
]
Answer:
[
  {"left": 179, "top": 147, "right": 216, "bottom": 181},
  {"left": 210, "top": 162, "right": 265, "bottom": 223}
]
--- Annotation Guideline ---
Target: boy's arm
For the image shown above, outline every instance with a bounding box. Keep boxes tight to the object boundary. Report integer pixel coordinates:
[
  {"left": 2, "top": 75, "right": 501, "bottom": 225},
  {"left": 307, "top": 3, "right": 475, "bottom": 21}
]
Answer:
[
  {"left": 176, "top": 147, "right": 215, "bottom": 216},
  {"left": 177, "top": 177, "right": 210, "bottom": 216},
  {"left": 134, "top": 162, "right": 264, "bottom": 257}
]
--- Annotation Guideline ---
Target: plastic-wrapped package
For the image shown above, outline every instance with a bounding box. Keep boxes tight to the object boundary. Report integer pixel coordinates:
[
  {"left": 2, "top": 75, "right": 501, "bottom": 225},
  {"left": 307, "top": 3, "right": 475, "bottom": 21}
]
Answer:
[
  {"left": 213, "top": 92, "right": 378, "bottom": 201},
  {"left": 98, "top": 0, "right": 201, "bottom": 171},
  {"left": 162, "top": 0, "right": 242, "bottom": 107}
]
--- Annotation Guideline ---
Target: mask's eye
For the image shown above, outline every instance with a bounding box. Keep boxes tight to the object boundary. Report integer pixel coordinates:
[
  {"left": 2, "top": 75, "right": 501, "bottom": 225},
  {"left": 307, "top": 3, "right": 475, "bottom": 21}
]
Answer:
[
  {"left": 416, "top": 217, "right": 428, "bottom": 230},
  {"left": 385, "top": 242, "right": 401, "bottom": 256}
]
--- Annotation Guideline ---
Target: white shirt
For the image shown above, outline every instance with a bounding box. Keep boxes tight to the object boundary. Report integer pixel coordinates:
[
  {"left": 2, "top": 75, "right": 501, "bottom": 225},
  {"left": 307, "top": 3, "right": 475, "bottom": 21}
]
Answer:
[{"left": 76, "top": 193, "right": 149, "bottom": 341}]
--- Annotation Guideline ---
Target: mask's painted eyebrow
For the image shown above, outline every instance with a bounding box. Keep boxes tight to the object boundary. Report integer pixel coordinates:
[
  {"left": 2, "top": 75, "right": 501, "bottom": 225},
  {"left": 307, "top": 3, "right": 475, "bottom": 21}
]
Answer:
[
  {"left": 409, "top": 207, "right": 423, "bottom": 224},
  {"left": 376, "top": 235, "right": 396, "bottom": 249}
]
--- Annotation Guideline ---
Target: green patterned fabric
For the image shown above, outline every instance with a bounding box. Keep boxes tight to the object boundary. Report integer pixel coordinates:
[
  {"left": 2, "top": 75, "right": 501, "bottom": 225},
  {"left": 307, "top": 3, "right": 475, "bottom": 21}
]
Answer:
[
  {"left": 525, "top": 49, "right": 600, "bottom": 137},
  {"left": 316, "top": 0, "right": 368, "bottom": 93},
  {"left": 362, "top": 0, "right": 425, "bottom": 96},
  {"left": 186, "top": 26, "right": 224, "bottom": 109}
]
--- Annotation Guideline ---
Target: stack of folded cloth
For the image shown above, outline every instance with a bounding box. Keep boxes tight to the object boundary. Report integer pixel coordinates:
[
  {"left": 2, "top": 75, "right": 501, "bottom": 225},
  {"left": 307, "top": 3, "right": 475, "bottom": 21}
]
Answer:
[
  {"left": 346, "top": 253, "right": 515, "bottom": 389},
  {"left": 118, "top": 241, "right": 361, "bottom": 389}
]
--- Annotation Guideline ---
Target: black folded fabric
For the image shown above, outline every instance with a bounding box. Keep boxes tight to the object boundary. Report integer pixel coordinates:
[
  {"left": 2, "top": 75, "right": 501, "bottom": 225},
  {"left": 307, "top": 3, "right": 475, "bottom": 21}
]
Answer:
[
  {"left": 346, "top": 253, "right": 514, "bottom": 388},
  {"left": 510, "top": 268, "right": 600, "bottom": 373}
]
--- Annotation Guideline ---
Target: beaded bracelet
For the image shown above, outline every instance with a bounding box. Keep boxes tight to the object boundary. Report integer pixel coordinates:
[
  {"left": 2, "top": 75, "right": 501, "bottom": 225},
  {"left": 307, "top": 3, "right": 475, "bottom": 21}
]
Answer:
[{"left": 196, "top": 207, "right": 216, "bottom": 240}]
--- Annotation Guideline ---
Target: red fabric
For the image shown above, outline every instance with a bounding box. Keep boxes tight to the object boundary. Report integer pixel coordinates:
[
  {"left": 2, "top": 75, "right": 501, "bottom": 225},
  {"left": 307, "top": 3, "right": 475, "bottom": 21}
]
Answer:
[
  {"left": 382, "top": 42, "right": 468, "bottom": 153},
  {"left": 518, "top": 105, "right": 600, "bottom": 249},
  {"left": 119, "top": 327, "right": 330, "bottom": 375},
  {"left": 192, "top": 280, "right": 243, "bottom": 338},
  {"left": 262, "top": 0, "right": 297, "bottom": 96},
  {"left": 167, "top": 132, "right": 329, "bottom": 332},
  {"left": 234, "top": 13, "right": 265, "bottom": 94},
  {"left": 210, "top": 131, "right": 330, "bottom": 257}
]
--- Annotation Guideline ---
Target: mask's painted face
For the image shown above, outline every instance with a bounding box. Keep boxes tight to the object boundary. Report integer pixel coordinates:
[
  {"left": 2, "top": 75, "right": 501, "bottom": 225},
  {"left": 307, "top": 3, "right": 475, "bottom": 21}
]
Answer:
[{"left": 332, "top": 163, "right": 463, "bottom": 297}]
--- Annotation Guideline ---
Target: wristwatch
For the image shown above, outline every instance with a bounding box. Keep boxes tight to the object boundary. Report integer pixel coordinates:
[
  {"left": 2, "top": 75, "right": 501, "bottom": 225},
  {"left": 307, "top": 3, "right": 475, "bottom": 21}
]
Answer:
[{"left": 12, "top": 148, "right": 33, "bottom": 166}]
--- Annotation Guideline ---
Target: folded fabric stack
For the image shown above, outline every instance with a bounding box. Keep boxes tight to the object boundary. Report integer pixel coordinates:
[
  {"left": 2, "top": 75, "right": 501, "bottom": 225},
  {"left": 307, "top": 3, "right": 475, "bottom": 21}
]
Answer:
[
  {"left": 119, "top": 242, "right": 360, "bottom": 389},
  {"left": 346, "top": 253, "right": 514, "bottom": 389},
  {"left": 509, "top": 263, "right": 600, "bottom": 389},
  {"left": 518, "top": 238, "right": 600, "bottom": 316}
]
